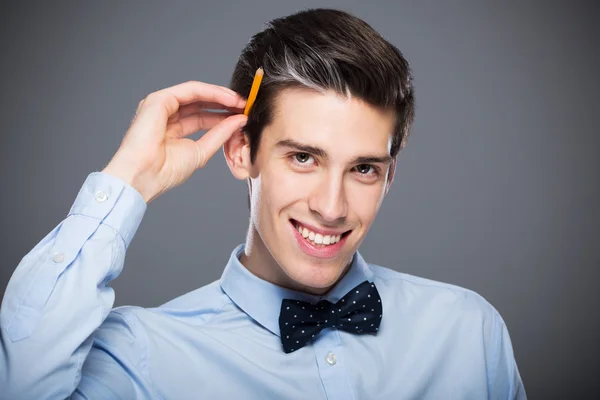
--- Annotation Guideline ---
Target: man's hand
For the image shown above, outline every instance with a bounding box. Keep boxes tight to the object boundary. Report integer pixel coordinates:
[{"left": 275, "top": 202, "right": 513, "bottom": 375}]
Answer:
[{"left": 102, "top": 81, "right": 248, "bottom": 203}]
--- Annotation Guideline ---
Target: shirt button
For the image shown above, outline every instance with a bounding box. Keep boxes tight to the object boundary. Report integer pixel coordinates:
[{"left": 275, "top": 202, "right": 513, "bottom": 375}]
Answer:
[
  {"left": 52, "top": 252, "right": 65, "bottom": 263},
  {"left": 325, "top": 352, "right": 337, "bottom": 366},
  {"left": 95, "top": 191, "right": 108, "bottom": 202}
]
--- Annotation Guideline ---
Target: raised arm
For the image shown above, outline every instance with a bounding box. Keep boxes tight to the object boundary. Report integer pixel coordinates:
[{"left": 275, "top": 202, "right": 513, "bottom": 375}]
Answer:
[{"left": 0, "top": 81, "right": 248, "bottom": 399}]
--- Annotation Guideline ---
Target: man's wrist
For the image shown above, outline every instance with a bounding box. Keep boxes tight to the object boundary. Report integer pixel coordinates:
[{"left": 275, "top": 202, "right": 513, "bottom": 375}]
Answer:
[{"left": 102, "top": 163, "right": 151, "bottom": 204}]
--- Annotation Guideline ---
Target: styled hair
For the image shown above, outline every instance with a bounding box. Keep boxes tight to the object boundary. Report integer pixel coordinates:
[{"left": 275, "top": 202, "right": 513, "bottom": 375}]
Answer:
[{"left": 230, "top": 8, "right": 415, "bottom": 163}]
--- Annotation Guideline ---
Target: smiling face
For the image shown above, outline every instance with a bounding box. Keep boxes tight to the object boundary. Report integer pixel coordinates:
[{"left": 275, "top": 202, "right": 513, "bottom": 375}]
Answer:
[{"left": 226, "top": 87, "right": 396, "bottom": 295}]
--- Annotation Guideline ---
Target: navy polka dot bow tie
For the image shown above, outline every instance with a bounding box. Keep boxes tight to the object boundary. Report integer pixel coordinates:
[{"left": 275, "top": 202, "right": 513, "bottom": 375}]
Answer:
[{"left": 279, "top": 281, "right": 383, "bottom": 354}]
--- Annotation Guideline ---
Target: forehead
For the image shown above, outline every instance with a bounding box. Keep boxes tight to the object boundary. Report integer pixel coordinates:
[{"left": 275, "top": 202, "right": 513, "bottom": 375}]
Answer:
[{"left": 263, "top": 88, "right": 395, "bottom": 156}]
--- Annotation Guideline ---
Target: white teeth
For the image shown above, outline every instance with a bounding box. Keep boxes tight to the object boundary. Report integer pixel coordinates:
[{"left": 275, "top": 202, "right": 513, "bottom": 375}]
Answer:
[{"left": 294, "top": 222, "right": 345, "bottom": 246}]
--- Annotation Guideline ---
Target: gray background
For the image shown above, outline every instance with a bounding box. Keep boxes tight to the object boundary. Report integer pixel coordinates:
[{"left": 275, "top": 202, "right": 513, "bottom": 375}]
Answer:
[{"left": 1, "top": 0, "right": 598, "bottom": 398}]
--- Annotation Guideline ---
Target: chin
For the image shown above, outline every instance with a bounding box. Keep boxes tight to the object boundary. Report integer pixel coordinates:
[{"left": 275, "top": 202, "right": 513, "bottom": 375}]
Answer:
[
  {"left": 252, "top": 215, "right": 360, "bottom": 293},
  {"left": 279, "top": 244, "right": 352, "bottom": 294},
  {"left": 287, "top": 260, "right": 344, "bottom": 287},
  {"left": 277, "top": 223, "right": 357, "bottom": 292}
]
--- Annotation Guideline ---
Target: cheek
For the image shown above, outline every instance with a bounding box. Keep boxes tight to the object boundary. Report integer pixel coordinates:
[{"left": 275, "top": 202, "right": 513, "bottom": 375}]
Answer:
[
  {"left": 258, "top": 167, "right": 304, "bottom": 214},
  {"left": 347, "top": 182, "right": 387, "bottom": 223}
]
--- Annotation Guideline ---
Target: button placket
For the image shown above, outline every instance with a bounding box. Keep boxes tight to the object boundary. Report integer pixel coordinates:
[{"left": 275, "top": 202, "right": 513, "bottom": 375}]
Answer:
[{"left": 313, "top": 329, "right": 355, "bottom": 399}]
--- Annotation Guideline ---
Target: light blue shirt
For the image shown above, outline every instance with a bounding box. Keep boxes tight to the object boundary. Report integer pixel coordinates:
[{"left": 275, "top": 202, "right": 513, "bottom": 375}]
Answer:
[{"left": 0, "top": 172, "right": 526, "bottom": 399}]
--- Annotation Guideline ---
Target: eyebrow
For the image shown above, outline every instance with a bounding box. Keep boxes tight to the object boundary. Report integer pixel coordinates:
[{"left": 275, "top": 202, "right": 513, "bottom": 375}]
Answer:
[{"left": 275, "top": 139, "right": 393, "bottom": 165}]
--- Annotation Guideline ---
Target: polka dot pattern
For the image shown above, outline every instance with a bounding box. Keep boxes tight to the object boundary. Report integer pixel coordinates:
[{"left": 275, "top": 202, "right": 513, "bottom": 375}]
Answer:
[{"left": 279, "top": 281, "right": 383, "bottom": 354}]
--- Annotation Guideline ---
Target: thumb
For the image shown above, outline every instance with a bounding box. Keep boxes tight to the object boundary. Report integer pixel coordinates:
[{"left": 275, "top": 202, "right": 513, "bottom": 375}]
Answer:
[{"left": 194, "top": 114, "right": 248, "bottom": 169}]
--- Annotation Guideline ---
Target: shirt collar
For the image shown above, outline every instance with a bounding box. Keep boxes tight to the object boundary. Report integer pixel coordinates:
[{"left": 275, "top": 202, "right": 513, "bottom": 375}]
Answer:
[{"left": 219, "top": 243, "right": 375, "bottom": 337}]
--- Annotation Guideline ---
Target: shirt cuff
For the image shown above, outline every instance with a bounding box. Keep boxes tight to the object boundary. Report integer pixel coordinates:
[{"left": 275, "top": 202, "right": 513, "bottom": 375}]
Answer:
[{"left": 68, "top": 172, "right": 147, "bottom": 248}]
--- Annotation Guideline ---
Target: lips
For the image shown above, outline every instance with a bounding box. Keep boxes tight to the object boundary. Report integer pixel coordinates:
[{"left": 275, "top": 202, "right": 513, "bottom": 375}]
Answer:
[{"left": 289, "top": 219, "right": 351, "bottom": 259}]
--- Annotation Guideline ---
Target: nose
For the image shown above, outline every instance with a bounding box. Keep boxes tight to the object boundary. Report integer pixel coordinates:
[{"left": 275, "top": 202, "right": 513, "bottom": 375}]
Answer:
[{"left": 307, "top": 172, "right": 348, "bottom": 223}]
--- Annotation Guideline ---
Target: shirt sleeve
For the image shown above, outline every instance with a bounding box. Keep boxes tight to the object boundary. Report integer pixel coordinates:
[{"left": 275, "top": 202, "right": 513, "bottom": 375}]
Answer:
[
  {"left": 0, "top": 172, "right": 147, "bottom": 400},
  {"left": 72, "top": 308, "right": 158, "bottom": 400},
  {"left": 487, "top": 310, "right": 528, "bottom": 400}
]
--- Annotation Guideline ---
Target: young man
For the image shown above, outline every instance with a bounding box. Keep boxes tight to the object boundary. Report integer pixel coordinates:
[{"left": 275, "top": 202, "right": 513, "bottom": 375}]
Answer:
[{"left": 0, "top": 9, "right": 526, "bottom": 400}]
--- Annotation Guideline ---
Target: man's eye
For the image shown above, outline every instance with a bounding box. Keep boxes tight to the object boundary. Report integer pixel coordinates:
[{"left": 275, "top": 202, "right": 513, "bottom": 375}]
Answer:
[
  {"left": 294, "top": 153, "right": 311, "bottom": 163},
  {"left": 356, "top": 164, "right": 374, "bottom": 174}
]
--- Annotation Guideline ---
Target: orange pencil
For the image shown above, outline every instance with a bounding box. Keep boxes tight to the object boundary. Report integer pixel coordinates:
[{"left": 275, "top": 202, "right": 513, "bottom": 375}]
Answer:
[{"left": 243, "top": 67, "right": 264, "bottom": 116}]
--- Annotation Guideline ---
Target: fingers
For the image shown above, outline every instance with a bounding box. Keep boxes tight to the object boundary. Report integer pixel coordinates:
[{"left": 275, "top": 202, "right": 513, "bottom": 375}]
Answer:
[
  {"left": 175, "top": 101, "right": 244, "bottom": 120},
  {"left": 172, "top": 111, "right": 236, "bottom": 138},
  {"left": 142, "top": 81, "right": 247, "bottom": 118},
  {"left": 194, "top": 114, "right": 248, "bottom": 169}
]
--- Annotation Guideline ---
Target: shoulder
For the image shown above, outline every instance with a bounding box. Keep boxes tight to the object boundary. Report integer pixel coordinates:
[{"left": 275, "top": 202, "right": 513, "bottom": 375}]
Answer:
[
  {"left": 368, "top": 262, "right": 501, "bottom": 324},
  {"left": 99, "top": 280, "right": 230, "bottom": 337},
  {"left": 155, "top": 280, "right": 229, "bottom": 317}
]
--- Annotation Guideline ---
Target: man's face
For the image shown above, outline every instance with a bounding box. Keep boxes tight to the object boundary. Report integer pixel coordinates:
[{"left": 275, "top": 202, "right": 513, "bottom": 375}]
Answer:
[{"left": 248, "top": 88, "right": 395, "bottom": 294}]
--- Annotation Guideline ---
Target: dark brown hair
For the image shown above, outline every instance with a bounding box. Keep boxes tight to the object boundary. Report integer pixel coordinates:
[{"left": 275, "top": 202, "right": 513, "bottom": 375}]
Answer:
[{"left": 230, "top": 8, "right": 415, "bottom": 163}]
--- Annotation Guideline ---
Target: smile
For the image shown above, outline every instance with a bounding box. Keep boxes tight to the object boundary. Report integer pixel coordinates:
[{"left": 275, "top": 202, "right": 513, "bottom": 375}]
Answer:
[
  {"left": 290, "top": 219, "right": 351, "bottom": 257},
  {"left": 293, "top": 221, "right": 342, "bottom": 246}
]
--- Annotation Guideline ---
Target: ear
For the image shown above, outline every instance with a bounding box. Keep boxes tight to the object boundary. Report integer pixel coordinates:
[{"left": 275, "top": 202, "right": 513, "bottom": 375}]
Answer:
[
  {"left": 384, "top": 158, "right": 397, "bottom": 196},
  {"left": 223, "top": 130, "right": 252, "bottom": 180}
]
